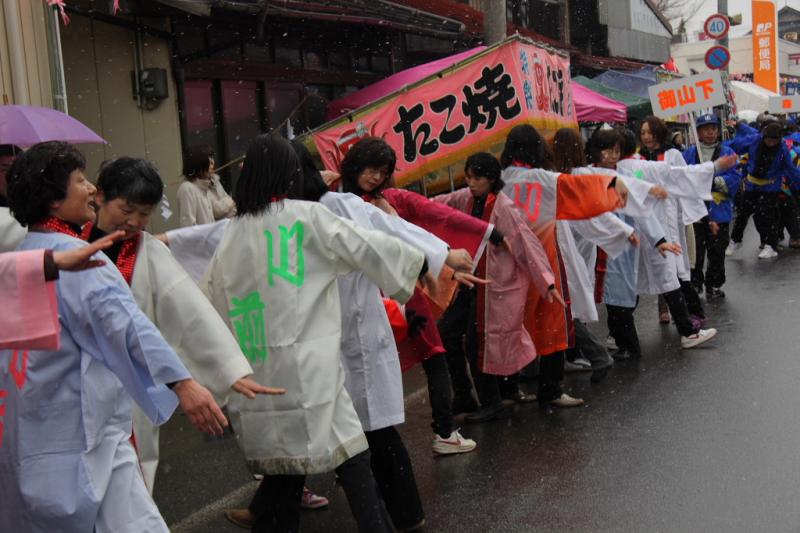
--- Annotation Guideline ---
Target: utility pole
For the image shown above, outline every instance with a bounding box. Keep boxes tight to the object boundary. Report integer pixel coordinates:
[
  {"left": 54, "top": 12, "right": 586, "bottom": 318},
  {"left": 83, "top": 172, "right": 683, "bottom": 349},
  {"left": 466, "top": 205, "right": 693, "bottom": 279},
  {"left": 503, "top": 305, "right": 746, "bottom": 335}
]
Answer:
[
  {"left": 482, "top": 0, "right": 507, "bottom": 45},
  {"left": 561, "top": 0, "right": 571, "bottom": 46},
  {"left": 718, "top": 0, "right": 728, "bottom": 73}
]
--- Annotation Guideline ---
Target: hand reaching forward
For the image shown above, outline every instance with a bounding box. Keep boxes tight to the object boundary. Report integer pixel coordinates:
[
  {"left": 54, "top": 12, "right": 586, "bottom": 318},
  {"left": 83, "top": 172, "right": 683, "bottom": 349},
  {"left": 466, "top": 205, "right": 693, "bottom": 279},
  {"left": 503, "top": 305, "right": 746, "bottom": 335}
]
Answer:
[
  {"left": 614, "top": 178, "right": 629, "bottom": 208},
  {"left": 446, "top": 248, "right": 473, "bottom": 272},
  {"left": 648, "top": 186, "right": 668, "bottom": 200},
  {"left": 173, "top": 379, "right": 228, "bottom": 436},
  {"left": 52, "top": 230, "right": 126, "bottom": 271},
  {"left": 453, "top": 271, "right": 489, "bottom": 289},
  {"left": 713, "top": 154, "right": 739, "bottom": 173},
  {"left": 628, "top": 232, "right": 640, "bottom": 247},
  {"left": 232, "top": 377, "right": 287, "bottom": 399},
  {"left": 657, "top": 242, "right": 682, "bottom": 257},
  {"left": 546, "top": 287, "right": 566, "bottom": 307}
]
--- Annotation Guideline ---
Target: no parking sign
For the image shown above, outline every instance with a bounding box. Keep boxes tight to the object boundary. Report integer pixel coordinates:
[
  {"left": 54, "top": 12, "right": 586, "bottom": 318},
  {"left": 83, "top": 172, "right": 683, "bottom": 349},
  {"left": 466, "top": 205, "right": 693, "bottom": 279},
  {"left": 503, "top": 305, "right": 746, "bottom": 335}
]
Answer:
[{"left": 705, "top": 45, "right": 731, "bottom": 70}]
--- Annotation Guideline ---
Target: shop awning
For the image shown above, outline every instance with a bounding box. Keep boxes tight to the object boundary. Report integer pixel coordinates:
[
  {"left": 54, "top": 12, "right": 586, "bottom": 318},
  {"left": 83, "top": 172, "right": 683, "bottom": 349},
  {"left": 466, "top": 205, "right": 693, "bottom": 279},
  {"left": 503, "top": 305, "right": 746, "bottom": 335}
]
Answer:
[
  {"left": 573, "top": 82, "right": 627, "bottom": 123},
  {"left": 573, "top": 76, "right": 652, "bottom": 120}
]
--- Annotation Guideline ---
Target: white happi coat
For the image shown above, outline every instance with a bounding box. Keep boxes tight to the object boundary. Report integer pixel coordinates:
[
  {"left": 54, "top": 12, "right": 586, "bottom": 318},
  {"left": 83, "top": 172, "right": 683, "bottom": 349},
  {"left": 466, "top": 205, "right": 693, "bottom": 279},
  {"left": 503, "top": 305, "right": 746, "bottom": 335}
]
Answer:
[
  {"left": 1, "top": 231, "right": 191, "bottom": 533},
  {"left": 0, "top": 206, "right": 26, "bottom": 252},
  {"left": 165, "top": 193, "right": 448, "bottom": 432},
  {"left": 128, "top": 232, "right": 253, "bottom": 492},
  {"left": 202, "top": 200, "right": 424, "bottom": 474},
  {"left": 561, "top": 167, "right": 647, "bottom": 322},
  {"left": 617, "top": 153, "right": 716, "bottom": 292},
  {"left": 320, "top": 192, "right": 447, "bottom": 431}
]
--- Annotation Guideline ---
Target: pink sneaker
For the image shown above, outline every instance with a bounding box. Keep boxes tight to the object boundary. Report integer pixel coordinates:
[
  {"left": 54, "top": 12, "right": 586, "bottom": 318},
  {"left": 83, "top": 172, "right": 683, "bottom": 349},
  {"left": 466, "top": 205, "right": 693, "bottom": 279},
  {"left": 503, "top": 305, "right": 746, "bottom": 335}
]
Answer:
[{"left": 301, "top": 487, "right": 329, "bottom": 509}]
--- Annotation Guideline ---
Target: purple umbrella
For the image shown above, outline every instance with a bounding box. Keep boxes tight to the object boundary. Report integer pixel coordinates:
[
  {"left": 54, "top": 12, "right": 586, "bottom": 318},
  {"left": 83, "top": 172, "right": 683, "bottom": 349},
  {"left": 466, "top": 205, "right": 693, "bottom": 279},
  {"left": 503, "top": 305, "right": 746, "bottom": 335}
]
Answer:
[{"left": 0, "top": 105, "right": 107, "bottom": 148}]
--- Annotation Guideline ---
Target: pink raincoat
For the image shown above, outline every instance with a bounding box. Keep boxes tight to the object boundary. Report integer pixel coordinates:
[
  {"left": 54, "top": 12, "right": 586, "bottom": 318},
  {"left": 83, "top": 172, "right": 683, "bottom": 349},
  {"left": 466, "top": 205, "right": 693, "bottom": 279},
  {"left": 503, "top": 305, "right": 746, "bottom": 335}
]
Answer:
[
  {"left": 0, "top": 250, "right": 60, "bottom": 350},
  {"left": 433, "top": 189, "right": 555, "bottom": 375}
]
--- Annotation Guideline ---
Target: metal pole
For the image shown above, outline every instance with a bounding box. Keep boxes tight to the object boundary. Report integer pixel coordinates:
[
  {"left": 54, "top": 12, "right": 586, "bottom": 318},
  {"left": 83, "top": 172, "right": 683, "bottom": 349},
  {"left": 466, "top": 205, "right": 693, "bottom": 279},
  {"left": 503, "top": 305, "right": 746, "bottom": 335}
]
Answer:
[{"left": 718, "top": 0, "right": 728, "bottom": 73}]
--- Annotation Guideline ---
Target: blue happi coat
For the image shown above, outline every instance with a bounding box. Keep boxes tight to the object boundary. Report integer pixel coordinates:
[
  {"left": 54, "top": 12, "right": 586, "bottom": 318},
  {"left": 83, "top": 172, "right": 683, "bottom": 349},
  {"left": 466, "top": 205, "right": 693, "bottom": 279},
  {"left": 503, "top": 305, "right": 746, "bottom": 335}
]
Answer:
[
  {"left": 0, "top": 231, "right": 191, "bottom": 533},
  {"left": 683, "top": 144, "right": 742, "bottom": 223}
]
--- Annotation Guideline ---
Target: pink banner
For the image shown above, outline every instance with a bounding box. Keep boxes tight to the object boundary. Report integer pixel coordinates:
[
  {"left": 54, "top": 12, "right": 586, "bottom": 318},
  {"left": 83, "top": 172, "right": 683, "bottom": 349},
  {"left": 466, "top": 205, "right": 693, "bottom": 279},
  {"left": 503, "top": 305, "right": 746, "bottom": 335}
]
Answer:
[{"left": 311, "top": 37, "right": 577, "bottom": 188}]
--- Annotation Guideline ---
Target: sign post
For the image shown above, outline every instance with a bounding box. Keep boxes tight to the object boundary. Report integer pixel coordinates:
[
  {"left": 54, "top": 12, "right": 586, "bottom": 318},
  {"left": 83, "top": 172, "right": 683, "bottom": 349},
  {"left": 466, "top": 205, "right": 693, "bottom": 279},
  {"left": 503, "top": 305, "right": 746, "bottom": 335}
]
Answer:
[
  {"left": 704, "top": 13, "right": 730, "bottom": 41},
  {"left": 752, "top": 0, "right": 779, "bottom": 94},
  {"left": 648, "top": 70, "right": 727, "bottom": 119},
  {"left": 767, "top": 95, "right": 800, "bottom": 114}
]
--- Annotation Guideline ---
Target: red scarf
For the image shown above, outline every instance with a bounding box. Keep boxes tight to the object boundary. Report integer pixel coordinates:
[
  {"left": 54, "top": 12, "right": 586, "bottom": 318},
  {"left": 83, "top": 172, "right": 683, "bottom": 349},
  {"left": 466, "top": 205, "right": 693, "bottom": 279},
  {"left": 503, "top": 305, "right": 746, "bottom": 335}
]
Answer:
[
  {"left": 511, "top": 160, "right": 534, "bottom": 169},
  {"left": 35, "top": 216, "right": 81, "bottom": 238},
  {"left": 80, "top": 221, "right": 141, "bottom": 286}
]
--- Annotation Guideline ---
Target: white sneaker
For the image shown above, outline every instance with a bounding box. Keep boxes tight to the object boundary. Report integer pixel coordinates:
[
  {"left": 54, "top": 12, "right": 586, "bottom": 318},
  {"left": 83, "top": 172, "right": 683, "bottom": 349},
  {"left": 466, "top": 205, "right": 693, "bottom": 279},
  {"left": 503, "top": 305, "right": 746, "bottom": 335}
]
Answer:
[
  {"left": 564, "top": 357, "right": 592, "bottom": 373},
  {"left": 758, "top": 245, "right": 778, "bottom": 259},
  {"left": 725, "top": 241, "right": 742, "bottom": 256},
  {"left": 681, "top": 328, "right": 717, "bottom": 349},
  {"left": 605, "top": 336, "right": 618, "bottom": 351},
  {"left": 550, "top": 393, "right": 585, "bottom": 408},
  {"left": 432, "top": 430, "right": 477, "bottom": 455}
]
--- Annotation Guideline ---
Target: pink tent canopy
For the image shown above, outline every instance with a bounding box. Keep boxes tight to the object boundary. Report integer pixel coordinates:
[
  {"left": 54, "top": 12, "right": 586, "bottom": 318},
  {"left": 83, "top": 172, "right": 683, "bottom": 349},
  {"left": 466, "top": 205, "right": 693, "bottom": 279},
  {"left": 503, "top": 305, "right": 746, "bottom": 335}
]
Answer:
[
  {"left": 573, "top": 83, "right": 627, "bottom": 123},
  {"left": 326, "top": 46, "right": 627, "bottom": 124}
]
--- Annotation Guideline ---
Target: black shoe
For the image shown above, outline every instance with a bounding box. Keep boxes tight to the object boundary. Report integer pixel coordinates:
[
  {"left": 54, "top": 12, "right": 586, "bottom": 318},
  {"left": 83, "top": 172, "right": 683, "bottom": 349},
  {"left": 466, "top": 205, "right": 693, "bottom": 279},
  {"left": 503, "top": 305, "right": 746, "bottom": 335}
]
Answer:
[
  {"left": 504, "top": 389, "right": 537, "bottom": 403},
  {"left": 590, "top": 366, "right": 610, "bottom": 383},
  {"left": 612, "top": 349, "right": 641, "bottom": 361},
  {"left": 452, "top": 393, "right": 479, "bottom": 415},
  {"left": 706, "top": 287, "right": 725, "bottom": 300},
  {"left": 464, "top": 402, "right": 510, "bottom": 424}
]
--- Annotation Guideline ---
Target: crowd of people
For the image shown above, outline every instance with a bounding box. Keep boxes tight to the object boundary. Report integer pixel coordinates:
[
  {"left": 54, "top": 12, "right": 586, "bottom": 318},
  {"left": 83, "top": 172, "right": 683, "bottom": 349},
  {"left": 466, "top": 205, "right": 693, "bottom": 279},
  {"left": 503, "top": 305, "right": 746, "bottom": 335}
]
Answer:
[{"left": 1, "top": 109, "right": 799, "bottom": 533}]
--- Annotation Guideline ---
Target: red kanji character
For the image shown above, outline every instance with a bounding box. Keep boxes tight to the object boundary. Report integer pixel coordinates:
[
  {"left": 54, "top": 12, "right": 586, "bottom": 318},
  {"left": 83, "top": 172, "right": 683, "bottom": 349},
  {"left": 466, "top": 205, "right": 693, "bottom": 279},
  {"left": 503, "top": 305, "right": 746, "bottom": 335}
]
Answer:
[
  {"left": 695, "top": 79, "right": 715, "bottom": 100},
  {"left": 658, "top": 89, "right": 677, "bottom": 111},
  {"left": 9, "top": 350, "right": 27, "bottom": 390},
  {"left": 783, "top": 99, "right": 792, "bottom": 109},
  {"left": 0, "top": 389, "right": 6, "bottom": 449},
  {"left": 677, "top": 85, "right": 697, "bottom": 106}
]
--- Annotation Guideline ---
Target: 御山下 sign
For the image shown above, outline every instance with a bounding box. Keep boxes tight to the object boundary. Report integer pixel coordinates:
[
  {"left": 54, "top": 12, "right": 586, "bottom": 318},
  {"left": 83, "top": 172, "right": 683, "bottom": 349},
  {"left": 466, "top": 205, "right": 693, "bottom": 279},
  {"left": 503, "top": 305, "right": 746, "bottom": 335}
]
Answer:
[
  {"left": 648, "top": 70, "right": 726, "bottom": 119},
  {"left": 767, "top": 95, "right": 800, "bottom": 114},
  {"left": 704, "top": 13, "right": 730, "bottom": 40},
  {"left": 705, "top": 45, "right": 731, "bottom": 70}
]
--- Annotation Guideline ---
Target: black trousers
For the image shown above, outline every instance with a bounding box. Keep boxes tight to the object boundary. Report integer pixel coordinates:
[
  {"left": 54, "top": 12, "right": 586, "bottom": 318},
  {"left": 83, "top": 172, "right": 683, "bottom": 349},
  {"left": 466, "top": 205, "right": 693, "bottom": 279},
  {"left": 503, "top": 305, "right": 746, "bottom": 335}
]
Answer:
[
  {"left": 680, "top": 279, "right": 704, "bottom": 318},
  {"left": 692, "top": 219, "right": 730, "bottom": 290},
  {"left": 249, "top": 451, "right": 393, "bottom": 533},
  {"left": 606, "top": 300, "right": 641, "bottom": 357},
  {"left": 364, "top": 427, "right": 425, "bottom": 530},
  {"left": 537, "top": 350, "right": 565, "bottom": 403},
  {"left": 731, "top": 190, "right": 780, "bottom": 247},
  {"left": 777, "top": 192, "right": 800, "bottom": 242},
  {"left": 661, "top": 285, "right": 697, "bottom": 337},
  {"left": 440, "top": 289, "right": 502, "bottom": 410},
  {"left": 421, "top": 353, "right": 454, "bottom": 439},
  {"left": 567, "top": 319, "right": 614, "bottom": 369}
]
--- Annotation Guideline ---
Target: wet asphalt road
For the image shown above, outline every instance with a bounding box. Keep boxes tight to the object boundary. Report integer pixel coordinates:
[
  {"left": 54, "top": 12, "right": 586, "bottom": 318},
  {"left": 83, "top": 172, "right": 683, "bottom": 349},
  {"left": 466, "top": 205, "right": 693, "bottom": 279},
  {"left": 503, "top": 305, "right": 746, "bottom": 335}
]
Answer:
[{"left": 156, "top": 227, "right": 800, "bottom": 532}]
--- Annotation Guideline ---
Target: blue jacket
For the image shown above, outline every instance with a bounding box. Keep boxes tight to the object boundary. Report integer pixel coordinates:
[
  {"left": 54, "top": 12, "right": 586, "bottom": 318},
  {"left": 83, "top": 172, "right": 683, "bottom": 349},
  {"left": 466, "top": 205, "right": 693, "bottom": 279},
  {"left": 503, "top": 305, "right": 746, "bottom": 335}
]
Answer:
[
  {"left": 728, "top": 125, "right": 800, "bottom": 192},
  {"left": 683, "top": 144, "right": 741, "bottom": 222}
]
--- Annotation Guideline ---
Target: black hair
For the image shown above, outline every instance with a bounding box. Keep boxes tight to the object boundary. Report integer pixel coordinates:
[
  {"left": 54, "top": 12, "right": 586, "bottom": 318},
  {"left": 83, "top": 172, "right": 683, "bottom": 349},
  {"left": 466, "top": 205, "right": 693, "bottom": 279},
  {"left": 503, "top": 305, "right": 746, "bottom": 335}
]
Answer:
[
  {"left": 0, "top": 145, "right": 21, "bottom": 157},
  {"left": 182, "top": 144, "right": 213, "bottom": 181},
  {"left": 500, "top": 124, "right": 554, "bottom": 170},
  {"left": 617, "top": 127, "right": 639, "bottom": 159},
  {"left": 588, "top": 128, "right": 622, "bottom": 165},
  {"left": 7, "top": 141, "right": 86, "bottom": 226},
  {"left": 762, "top": 122, "right": 783, "bottom": 140},
  {"left": 96, "top": 157, "right": 164, "bottom": 206},
  {"left": 464, "top": 152, "right": 504, "bottom": 192},
  {"left": 639, "top": 116, "right": 670, "bottom": 147},
  {"left": 234, "top": 134, "right": 302, "bottom": 216},
  {"left": 291, "top": 139, "right": 328, "bottom": 203},
  {"left": 551, "top": 127, "right": 586, "bottom": 173},
  {"left": 340, "top": 137, "right": 397, "bottom": 197}
]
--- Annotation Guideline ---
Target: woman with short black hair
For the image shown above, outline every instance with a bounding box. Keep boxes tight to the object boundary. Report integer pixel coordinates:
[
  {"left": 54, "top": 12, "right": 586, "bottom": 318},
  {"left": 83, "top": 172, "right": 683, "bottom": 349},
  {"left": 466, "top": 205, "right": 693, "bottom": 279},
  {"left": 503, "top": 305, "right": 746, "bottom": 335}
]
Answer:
[{"left": 177, "top": 144, "right": 235, "bottom": 226}]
